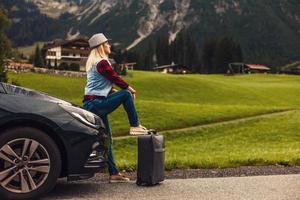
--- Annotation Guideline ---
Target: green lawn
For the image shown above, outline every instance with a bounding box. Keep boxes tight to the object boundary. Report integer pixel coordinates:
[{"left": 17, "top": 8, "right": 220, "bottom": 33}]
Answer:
[
  {"left": 114, "top": 110, "right": 300, "bottom": 170},
  {"left": 8, "top": 71, "right": 300, "bottom": 135},
  {"left": 7, "top": 71, "right": 300, "bottom": 170}
]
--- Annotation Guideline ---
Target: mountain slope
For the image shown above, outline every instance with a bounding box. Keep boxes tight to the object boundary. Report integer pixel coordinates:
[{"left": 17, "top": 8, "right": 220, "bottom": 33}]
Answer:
[{"left": 1, "top": 0, "right": 299, "bottom": 66}]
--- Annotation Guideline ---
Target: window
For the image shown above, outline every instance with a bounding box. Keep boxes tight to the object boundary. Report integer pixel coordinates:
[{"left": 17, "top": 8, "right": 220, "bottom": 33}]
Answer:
[{"left": 47, "top": 51, "right": 56, "bottom": 56}]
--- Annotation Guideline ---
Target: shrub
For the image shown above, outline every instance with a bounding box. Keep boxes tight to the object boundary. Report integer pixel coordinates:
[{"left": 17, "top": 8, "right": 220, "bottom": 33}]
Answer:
[
  {"left": 59, "top": 62, "right": 69, "bottom": 70},
  {"left": 69, "top": 63, "right": 80, "bottom": 71}
]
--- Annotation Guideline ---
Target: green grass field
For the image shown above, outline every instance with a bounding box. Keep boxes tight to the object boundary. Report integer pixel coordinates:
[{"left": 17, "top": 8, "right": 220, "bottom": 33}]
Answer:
[
  {"left": 7, "top": 71, "right": 300, "bottom": 170},
  {"left": 8, "top": 71, "right": 299, "bottom": 135},
  {"left": 115, "top": 110, "right": 300, "bottom": 170}
]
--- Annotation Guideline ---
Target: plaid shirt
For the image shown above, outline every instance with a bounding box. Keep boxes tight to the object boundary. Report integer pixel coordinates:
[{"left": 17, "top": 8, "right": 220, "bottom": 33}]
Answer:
[{"left": 96, "top": 59, "right": 129, "bottom": 89}]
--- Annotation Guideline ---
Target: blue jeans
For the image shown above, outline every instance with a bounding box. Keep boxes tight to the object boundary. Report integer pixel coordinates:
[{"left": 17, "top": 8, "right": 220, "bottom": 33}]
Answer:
[{"left": 83, "top": 89, "right": 140, "bottom": 175}]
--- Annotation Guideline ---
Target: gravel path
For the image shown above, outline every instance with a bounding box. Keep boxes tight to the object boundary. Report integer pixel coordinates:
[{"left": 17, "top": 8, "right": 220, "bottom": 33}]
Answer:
[
  {"left": 44, "top": 173, "right": 300, "bottom": 200},
  {"left": 93, "top": 165, "right": 300, "bottom": 182}
]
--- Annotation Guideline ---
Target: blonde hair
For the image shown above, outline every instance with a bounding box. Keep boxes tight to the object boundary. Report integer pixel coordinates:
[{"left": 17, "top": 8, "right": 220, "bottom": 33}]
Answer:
[{"left": 85, "top": 44, "right": 108, "bottom": 72}]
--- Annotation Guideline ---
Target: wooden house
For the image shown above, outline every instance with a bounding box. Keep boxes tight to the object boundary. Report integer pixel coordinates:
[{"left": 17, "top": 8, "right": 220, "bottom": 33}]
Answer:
[{"left": 42, "top": 37, "right": 89, "bottom": 71}]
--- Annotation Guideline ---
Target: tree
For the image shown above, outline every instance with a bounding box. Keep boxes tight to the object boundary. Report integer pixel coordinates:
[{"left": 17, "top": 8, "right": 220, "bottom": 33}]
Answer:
[
  {"left": 0, "top": 8, "right": 11, "bottom": 82},
  {"left": 234, "top": 44, "right": 243, "bottom": 62},
  {"left": 69, "top": 63, "right": 80, "bottom": 71},
  {"left": 170, "top": 29, "right": 200, "bottom": 72},
  {"left": 54, "top": 59, "right": 58, "bottom": 69},
  {"left": 28, "top": 54, "right": 34, "bottom": 64},
  {"left": 214, "top": 37, "right": 241, "bottom": 73},
  {"left": 156, "top": 33, "right": 171, "bottom": 66},
  {"left": 120, "top": 66, "right": 127, "bottom": 76},
  {"left": 202, "top": 38, "right": 217, "bottom": 73},
  {"left": 172, "top": 31, "right": 185, "bottom": 67},
  {"left": 185, "top": 31, "right": 200, "bottom": 72},
  {"left": 112, "top": 48, "right": 124, "bottom": 64},
  {"left": 201, "top": 36, "right": 243, "bottom": 74},
  {"left": 33, "top": 44, "right": 44, "bottom": 67},
  {"left": 142, "top": 40, "right": 155, "bottom": 70},
  {"left": 59, "top": 62, "right": 69, "bottom": 70},
  {"left": 47, "top": 60, "right": 52, "bottom": 69}
]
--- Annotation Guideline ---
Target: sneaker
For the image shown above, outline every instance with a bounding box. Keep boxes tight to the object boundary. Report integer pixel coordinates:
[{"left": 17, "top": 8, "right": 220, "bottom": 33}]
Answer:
[
  {"left": 109, "top": 173, "right": 130, "bottom": 183},
  {"left": 130, "top": 125, "right": 148, "bottom": 135}
]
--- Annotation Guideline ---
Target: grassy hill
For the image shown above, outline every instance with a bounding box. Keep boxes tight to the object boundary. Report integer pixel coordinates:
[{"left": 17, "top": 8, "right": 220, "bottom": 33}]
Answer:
[
  {"left": 7, "top": 71, "right": 300, "bottom": 169},
  {"left": 8, "top": 71, "right": 300, "bottom": 136}
]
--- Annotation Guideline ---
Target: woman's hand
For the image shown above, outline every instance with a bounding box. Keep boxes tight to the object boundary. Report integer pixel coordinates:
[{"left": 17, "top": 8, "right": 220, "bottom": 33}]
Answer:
[
  {"left": 127, "top": 86, "right": 136, "bottom": 100},
  {"left": 111, "top": 88, "right": 118, "bottom": 93}
]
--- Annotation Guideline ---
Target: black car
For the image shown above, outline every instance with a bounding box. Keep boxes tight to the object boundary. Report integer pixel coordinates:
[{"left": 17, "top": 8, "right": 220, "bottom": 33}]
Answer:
[{"left": 0, "top": 83, "right": 108, "bottom": 200}]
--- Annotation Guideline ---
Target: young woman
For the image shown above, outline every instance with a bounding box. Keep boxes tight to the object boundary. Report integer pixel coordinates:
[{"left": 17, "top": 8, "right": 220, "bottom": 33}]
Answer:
[{"left": 83, "top": 33, "right": 148, "bottom": 182}]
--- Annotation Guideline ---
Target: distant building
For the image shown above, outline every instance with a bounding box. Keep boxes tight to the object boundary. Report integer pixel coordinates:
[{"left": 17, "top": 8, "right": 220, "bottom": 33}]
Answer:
[
  {"left": 120, "top": 62, "right": 136, "bottom": 70},
  {"left": 5, "top": 59, "right": 34, "bottom": 72},
  {"left": 228, "top": 63, "right": 270, "bottom": 74},
  {"left": 244, "top": 64, "right": 270, "bottom": 73},
  {"left": 42, "top": 37, "right": 89, "bottom": 71},
  {"left": 280, "top": 62, "right": 300, "bottom": 75},
  {"left": 153, "top": 63, "right": 189, "bottom": 74}
]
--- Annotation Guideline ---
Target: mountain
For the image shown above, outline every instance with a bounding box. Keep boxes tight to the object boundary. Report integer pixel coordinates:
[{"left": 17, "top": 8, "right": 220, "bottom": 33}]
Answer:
[{"left": 1, "top": 0, "right": 300, "bottom": 67}]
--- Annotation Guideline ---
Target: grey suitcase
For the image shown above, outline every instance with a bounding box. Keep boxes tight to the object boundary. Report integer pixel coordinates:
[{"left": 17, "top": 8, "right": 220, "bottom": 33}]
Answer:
[{"left": 136, "top": 130, "right": 165, "bottom": 186}]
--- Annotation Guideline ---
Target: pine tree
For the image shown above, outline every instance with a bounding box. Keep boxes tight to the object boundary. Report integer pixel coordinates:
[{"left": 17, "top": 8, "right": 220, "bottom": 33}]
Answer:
[
  {"left": 185, "top": 31, "right": 200, "bottom": 72},
  {"left": 214, "top": 37, "right": 231, "bottom": 73},
  {"left": 172, "top": 31, "right": 185, "bottom": 66},
  {"left": 234, "top": 44, "right": 243, "bottom": 62},
  {"left": 202, "top": 38, "right": 217, "bottom": 73},
  {"left": 214, "top": 37, "right": 239, "bottom": 73},
  {"left": 33, "top": 44, "right": 44, "bottom": 67},
  {"left": 54, "top": 59, "right": 57, "bottom": 69},
  {"left": 0, "top": 8, "right": 11, "bottom": 83},
  {"left": 142, "top": 41, "right": 155, "bottom": 70},
  {"left": 156, "top": 33, "right": 171, "bottom": 66},
  {"left": 170, "top": 29, "right": 201, "bottom": 72},
  {"left": 113, "top": 48, "right": 124, "bottom": 64}
]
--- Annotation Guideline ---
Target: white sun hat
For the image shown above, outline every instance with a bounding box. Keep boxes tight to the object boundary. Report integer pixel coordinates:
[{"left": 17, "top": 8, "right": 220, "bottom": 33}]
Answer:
[{"left": 88, "top": 33, "right": 109, "bottom": 48}]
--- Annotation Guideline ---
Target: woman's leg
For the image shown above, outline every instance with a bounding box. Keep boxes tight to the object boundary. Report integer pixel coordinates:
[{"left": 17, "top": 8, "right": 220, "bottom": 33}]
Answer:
[
  {"left": 92, "top": 90, "right": 140, "bottom": 127},
  {"left": 101, "top": 115, "right": 119, "bottom": 176},
  {"left": 84, "top": 101, "right": 119, "bottom": 176}
]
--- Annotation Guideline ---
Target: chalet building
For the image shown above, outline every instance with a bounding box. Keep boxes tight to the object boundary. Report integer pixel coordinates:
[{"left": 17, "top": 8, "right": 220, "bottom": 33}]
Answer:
[{"left": 42, "top": 38, "right": 90, "bottom": 71}]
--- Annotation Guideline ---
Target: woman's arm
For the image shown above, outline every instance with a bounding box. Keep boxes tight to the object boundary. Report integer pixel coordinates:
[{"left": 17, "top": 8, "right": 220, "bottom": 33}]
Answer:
[
  {"left": 96, "top": 59, "right": 129, "bottom": 89},
  {"left": 96, "top": 60, "right": 136, "bottom": 99},
  {"left": 127, "top": 86, "right": 136, "bottom": 100}
]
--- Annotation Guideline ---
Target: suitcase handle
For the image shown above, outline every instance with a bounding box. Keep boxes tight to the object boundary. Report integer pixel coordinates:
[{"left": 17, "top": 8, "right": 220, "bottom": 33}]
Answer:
[{"left": 148, "top": 129, "right": 157, "bottom": 135}]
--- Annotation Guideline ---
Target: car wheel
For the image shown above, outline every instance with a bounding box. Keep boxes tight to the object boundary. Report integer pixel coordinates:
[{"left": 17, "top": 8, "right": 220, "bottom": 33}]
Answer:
[{"left": 0, "top": 127, "right": 61, "bottom": 200}]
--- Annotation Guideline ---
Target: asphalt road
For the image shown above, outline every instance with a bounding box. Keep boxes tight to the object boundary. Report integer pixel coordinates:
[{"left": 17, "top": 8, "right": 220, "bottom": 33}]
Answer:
[{"left": 42, "top": 174, "right": 300, "bottom": 200}]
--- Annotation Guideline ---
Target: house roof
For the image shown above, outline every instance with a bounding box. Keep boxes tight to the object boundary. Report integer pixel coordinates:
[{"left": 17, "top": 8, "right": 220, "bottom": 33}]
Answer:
[
  {"left": 42, "top": 37, "right": 89, "bottom": 50},
  {"left": 245, "top": 64, "right": 270, "bottom": 70}
]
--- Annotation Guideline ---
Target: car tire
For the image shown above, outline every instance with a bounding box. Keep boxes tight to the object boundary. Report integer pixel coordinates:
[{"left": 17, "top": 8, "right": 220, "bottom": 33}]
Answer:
[{"left": 0, "top": 127, "right": 62, "bottom": 200}]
